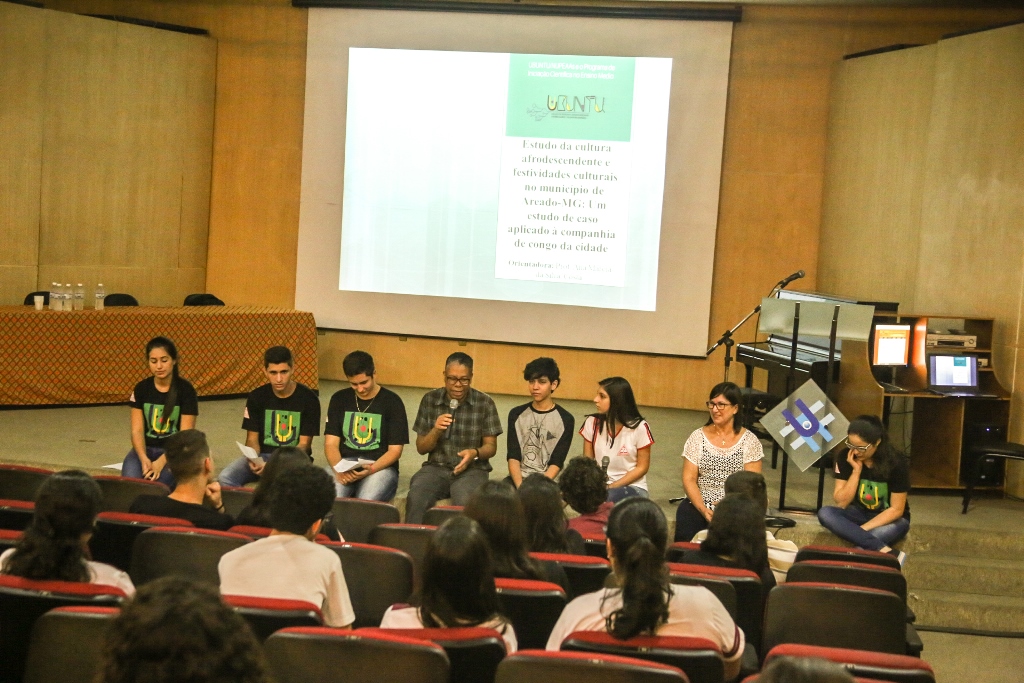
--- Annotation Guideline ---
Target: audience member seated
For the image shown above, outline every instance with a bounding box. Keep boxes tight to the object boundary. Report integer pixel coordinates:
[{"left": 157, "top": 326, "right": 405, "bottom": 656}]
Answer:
[
  {"left": 519, "top": 474, "right": 585, "bottom": 554},
  {"left": 691, "top": 471, "right": 798, "bottom": 583},
  {"left": 675, "top": 494, "right": 777, "bottom": 591},
  {"left": 380, "top": 516, "right": 517, "bottom": 652},
  {"left": 545, "top": 497, "right": 743, "bottom": 681},
  {"left": 559, "top": 456, "right": 613, "bottom": 536},
  {"left": 129, "top": 430, "right": 234, "bottom": 530},
  {"left": 676, "top": 381, "right": 764, "bottom": 543},
  {"left": 97, "top": 575, "right": 271, "bottom": 683},
  {"left": 756, "top": 655, "right": 855, "bottom": 683},
  {"left": 0, "top": 470, "right": 134, "bottom": 595},
  {"left": 219, "top": 466, "right": 355, "bottom": 628},
  {"left": 121, "top": 336, "right": 199, "bottom": 488},
  {"left": 234, "top": 447, "right": 342, "bottom": 541},
  {"left": 464, "top": 480, "right": 569, "bottom": 593}
]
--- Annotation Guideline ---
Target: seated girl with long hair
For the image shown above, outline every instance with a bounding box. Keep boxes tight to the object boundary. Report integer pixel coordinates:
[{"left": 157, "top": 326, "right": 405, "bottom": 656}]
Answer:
[
  {"left": 1, "top": 470, "right": 134, "bottom": 595},
  {"left": 380, "top": 516, "right": 517, "bottom": 652},
  {"left": 580, "top": 377, "right": 654, "bottom": 503},
  {"left": 545, "top": 497, "right": 743, "bottom": 680},
  {"left": 519, "top": 474, "right": 585, "bottom": 555}
]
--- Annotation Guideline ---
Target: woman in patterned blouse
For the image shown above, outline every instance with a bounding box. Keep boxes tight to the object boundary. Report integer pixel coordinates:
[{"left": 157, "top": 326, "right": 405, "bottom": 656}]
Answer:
[{"left": 674, "top": 382, "right": 764, "bottom": 542}]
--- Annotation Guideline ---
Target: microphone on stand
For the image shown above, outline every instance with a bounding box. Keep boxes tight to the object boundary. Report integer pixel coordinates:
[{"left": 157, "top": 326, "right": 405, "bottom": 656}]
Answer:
[
  {"left": 775, "top": 270, "right": 805, "bottom": 290},
  {"left": 445, "top": 399, "right": 458, "bottom": 439}
]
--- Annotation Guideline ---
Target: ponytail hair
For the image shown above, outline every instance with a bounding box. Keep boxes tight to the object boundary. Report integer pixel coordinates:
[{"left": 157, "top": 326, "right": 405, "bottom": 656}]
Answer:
[
  {"left": 604, "top": 497, "right": 671, "bottom": 639},
  {"left": 146, "top": 337, "right": 179, "bottom": 429}
]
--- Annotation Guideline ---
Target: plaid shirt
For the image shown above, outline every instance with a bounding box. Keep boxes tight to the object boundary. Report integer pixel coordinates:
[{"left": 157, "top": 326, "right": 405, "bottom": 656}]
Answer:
[{"left": 413, "top": 387, "right": 503, "bottom": 471}]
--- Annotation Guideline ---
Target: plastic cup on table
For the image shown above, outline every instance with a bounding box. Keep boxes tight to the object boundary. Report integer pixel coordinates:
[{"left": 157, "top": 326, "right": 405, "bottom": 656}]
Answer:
[{"left": 33, "top": 295, "right": 44, "bottom": 311}]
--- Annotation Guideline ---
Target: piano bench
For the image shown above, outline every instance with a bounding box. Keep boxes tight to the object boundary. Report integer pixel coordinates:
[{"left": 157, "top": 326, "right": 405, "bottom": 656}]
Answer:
[{"left": 962, "top": 442, "right": 1024, "bottom": 514}]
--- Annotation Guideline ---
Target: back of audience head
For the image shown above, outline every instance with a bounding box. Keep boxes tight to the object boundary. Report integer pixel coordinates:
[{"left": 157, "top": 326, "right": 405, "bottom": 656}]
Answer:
[
  {"left": 700, "top": 494, "right": 768, "bottom": 574},
  {"left": 723, "top": 470, "right": 769, "bottom": 515},
  {"left": 163, "top": 429, "right": 210, "bottom": 481},
  {"left": 2, "top": 470, "right": 101, "bottom": 582},
  {"left": 559, "top": 456, "right": 608, "bottom": 516},
  {"left": 757, "top": 656, "right": 856, "bottom": 683},
  {"left": 519, "top": 474, "right": 570, "bottom": 553},
  {"left": 267, "top": 466, "right": 336, "bottom": 537},
  {"left": 249, "top": 446, "right": 310, "bottom": 509},
  {"left": 605, "top": 497, "right": 670, "bottom": 639},
  {"left": 98, "top": 576, "right": 271, "bottom": 683},
  {"left": 419, "top": 516, "right": 503, "bottom": 629},
  {"left": 464, "top": 480, "right": 541, "bottom": 580}
]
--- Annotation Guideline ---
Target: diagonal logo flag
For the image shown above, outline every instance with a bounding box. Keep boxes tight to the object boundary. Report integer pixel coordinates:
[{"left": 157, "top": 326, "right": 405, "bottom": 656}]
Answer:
[{"left": 760, "top": 379, "right": 850, "bottom": 472}]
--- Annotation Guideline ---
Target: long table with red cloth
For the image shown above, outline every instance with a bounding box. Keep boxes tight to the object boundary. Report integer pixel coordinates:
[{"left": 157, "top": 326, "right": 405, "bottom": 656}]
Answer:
[{"left": 0, "top": 306, "right": 318, "bottom": 406}]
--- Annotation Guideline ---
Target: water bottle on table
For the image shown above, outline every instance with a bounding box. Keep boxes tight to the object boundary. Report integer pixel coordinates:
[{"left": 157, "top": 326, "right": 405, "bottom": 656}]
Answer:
[
  {"left": 74, "top": 283, "right": 84, "bottom": 311},
  {"left": 95, "top": 283, "right": 106, "bottom": 310}
]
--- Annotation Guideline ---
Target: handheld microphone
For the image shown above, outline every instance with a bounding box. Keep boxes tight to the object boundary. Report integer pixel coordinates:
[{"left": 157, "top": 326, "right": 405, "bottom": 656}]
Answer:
[
  {"left": 446, "top": 399, "right": 458, "bottom": 438},
  {"left": 601, "top": 456, "right": 610, "bottom": 474},
  {"left": 776, "top": 269, "right": 805, "bottom": 289}
]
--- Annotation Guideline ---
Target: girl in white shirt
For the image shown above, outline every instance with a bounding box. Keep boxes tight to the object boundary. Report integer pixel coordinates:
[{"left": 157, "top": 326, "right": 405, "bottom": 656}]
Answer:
[{"left": 579, "top": 377, "right": 654, "bottom": 503}]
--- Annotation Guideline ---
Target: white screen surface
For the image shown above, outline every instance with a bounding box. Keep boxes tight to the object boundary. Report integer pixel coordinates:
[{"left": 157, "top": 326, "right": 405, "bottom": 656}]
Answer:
[{"left": 297, "top": 9, "right": 733, "bottom": 356}]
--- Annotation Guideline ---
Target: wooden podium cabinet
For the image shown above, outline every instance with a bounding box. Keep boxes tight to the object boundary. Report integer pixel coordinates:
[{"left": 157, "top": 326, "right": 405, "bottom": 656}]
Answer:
[{"left": 833, "top": 314, "right": 1010, "bottom": 490}]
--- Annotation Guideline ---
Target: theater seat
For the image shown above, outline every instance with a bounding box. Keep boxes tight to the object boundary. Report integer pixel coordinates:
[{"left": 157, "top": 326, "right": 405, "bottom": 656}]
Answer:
[
  {"left": 795, "top": 545, "right": 901, "bottom": 571},
  {"left": 666, "top": 541, "right": 702, "bottom": 563},
  {"left": 561, "top": 631, "right": 724, "bottom": 683},
  {"left": 764, "top": 644, "right": 935, "bottom": 683},
  {"left": 788, "top": 558, "right": 914, "bottom": 623},
  {"left": 265, "top": 626, "right": 450, "bottom": 683},
  {"left": 494, "top": 578, "right": 566, "bottom": 650},
  {"left": 93, "top": 475, "right": 169, "bottom": 512},
  {"left": 223, "top": 595, "right": 324, "bottom": 641},
  {"left": 0, "top": 528, "right": 21, "bottom": 552},
  {"left": 369, "top": 523, "right": 437, "bottom": 584},
  {"left": 668, "top": 563, "right": 762, "bottom": 652},
  {"left": 0, "top": 575, "right": 126, "bottom": 683},
  {"left": 23, "top": 606, "right": 120, "bottom": 683},
  {"left": 331, "top": 498, "right": 401, "bottom": 543},
  {"left": 129, "top": 526, "right": 250, "bottom": 586},
  {"left": 422, "top": 505, "right": 463, "bottom": 526},
  {"left": 667, "top": 567, "right": 737, "bottom": 621},
  {"left": 360, "top": 626, "right": 507, "bottom": 683},
  {"left": 0, "top": 498, "right": 34, "bottom": 531},
  {"left": 219, "top": 485, "right": 254, "bottom": 517},
  {"left": 228, "top": 525, "right": 331, "bottom": 543},
  {"left": 0, "top": 464, "right": 51, "bottom": 501},
  {"left": 319, "top": 541, "right": 414, "bottom": 627},
  {"left": 530, "top": 551, "right": 611, "bottom": 599},
  {"left": 497, "top": 650, "right": 689, "bottom": 683},
  {"left": 89, "top": 512, "right": 194, "bottom": 572},
  {"left": 579, "top": 530, "right": 609, "bottom": 559}
]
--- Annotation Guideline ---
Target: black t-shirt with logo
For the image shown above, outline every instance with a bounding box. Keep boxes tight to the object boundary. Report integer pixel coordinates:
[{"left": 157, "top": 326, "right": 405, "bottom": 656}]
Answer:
[
  {"left": 128, "top": 377, "right": 200, "bottom": 448},
  {"left": 834, "top": 452, "right": 912, "bottom": 520},
  {"left": 324, "top": 386, "right": 409, "bottom": 469},
  {"left": 242, "top": 383, "right": 321, "bottom": 454}
]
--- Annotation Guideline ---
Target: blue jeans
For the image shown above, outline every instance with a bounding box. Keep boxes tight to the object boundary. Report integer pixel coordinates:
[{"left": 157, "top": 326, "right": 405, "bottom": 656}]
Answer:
[
  {"left": 330, "top": 464, "right": 399, "bottom": 502},
  {"left": 122, "top": 447, "right": 176, "bottom": 489},
  {"left": 219, "top": 454, "right": 268, "bottom": 488},
  {"left": 606, "top": 486, "right": 649, "bottom": 504},
  {"left": 817, "top": 505, "right": 910, "bottom": 552}
]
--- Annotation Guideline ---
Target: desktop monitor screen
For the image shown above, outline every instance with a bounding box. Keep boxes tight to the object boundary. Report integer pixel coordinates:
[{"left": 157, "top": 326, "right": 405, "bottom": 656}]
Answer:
[
  {"left": 929, "top": 354, "right": 978, "bottom": 389},
  {"left": 873, "top": 324, "right": 912, "bottom": 366}
]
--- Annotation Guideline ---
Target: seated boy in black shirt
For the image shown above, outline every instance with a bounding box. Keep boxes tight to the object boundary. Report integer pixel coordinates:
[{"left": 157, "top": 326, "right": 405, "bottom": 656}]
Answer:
[{"left": 130, "top": 429, "right": 234, "bottom": 531}]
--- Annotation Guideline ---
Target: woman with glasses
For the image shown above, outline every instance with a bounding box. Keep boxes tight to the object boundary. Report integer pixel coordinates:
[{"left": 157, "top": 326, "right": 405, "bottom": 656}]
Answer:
[
  {"left": 817, "top": 415, "right": 910, "bottom": 565},
  {"left": 675, "top": 381, "right": 763, "bottom": 542}
]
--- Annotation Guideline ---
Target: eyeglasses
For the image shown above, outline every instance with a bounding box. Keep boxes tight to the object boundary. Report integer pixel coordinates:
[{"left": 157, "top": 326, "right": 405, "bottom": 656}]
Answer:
[
  {"left": 845, "top": 438, "right": 872, "bottom": 453},
  {"left": 445, "top": 375, "right": 472, "bottom": 385},
  {"left": 706, "top": 401, "right": 735, "bottom": 411}
]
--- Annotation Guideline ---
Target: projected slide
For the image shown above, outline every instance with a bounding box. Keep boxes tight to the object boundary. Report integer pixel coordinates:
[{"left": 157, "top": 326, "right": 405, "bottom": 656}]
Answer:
[{"left": 339, "top": 48, "right": 672, "bottom": 311}]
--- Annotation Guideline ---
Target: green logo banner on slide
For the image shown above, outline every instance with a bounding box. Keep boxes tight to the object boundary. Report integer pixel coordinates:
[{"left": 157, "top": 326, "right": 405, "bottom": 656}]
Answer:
[{"left": 506, "top": 54, "right": 635, "bottom": 142}]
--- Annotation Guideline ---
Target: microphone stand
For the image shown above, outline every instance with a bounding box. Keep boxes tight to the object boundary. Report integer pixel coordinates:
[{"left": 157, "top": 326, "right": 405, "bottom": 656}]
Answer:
[{"left": 706, "top": 280, "right": 793, "bottom": 383}]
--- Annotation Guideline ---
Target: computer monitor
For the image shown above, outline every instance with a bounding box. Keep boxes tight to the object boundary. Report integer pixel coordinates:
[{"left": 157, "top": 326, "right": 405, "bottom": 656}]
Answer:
[
  {"left": 872, "top": 324, "right": 912, "bottom": 366},
  {"left": 929, "top": 354, "right": 978, "bottom": 390}
]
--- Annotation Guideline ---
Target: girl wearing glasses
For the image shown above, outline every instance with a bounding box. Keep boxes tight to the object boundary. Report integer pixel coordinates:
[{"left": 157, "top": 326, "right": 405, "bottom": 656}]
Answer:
[
  {"left": 817, "top": 415, "right": 910, "bottom": 565},
  {"left": 675, "top": 382, "right": 763, "bottom": 542},
  {"left": 580, "top": 377, "right": 654, "bottom": 503}
]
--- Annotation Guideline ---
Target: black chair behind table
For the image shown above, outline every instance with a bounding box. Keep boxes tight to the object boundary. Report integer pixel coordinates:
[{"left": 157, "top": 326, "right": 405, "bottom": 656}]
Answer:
[
  {"left": 319, "top": 541, "right": 415, "bottom": 628},
  {"left": 0, "top": 464, "right": 51, "bottom": 501},
  {"left": 562, "top": 631, "right": 724, "bottom": 683},
  {"left": 368, "top": 523, "right": 437, "bottom": 587},
  {"left": 360, "top": 627, "right": 507, "bottom": 683},
  {"left": 497, "top": 650, "right": 690, "bottom": 683},
  {"left": 103, "top": 293, "right": 139, "bottom": 306},
  {"left": 422, "top": 505, "right": 464, "bottom": 527},
  {"left": 23, "top": 606, "right": 120, "bottom": 683},
  {"left": 129, "top": 526, "right": 250, "bottom": 586},
  {"left": 89, "top": 512, "right": 194, "bottom": 572},
  {"left": 219, "top": 485, "right": 255, "bottom": 518},
  {"left": 0, "top": 575, "right": 126, "bottom": 683},
  {"left": 763, "top": 644, "right": 936, "bottom": 683},
  {"left": 494, "top": 578, "right": 567, "bottom": 651},
  {"left": 93, "top": 475, "right": 169, "bottom": 512},
  {"left": 330, "top": 498, "right": 401, "bottom": 543},
  {"left": 761, "top": 582, "right": 907, "bottom": 662},
  {"left": 668, "top": 563, "right": 763, "bottom": 653},
  {"left": 23, "top": 291, "right": 49, "bottom": 306},
  {"left": 795, "top": 544, "right": 902, "bottom": 571},
  {"left": 531, "top": 551, "right": 612, "bottom": 600},
  {"left": 223, "top": 595, "right": 324, "bottom": 641},
  {"left": 0, "top": 498, "right": 35, "bottom": 531},
  {"left": 265, "top": 626, "right": 451, "bottom": 683},
  {"left": 183, "top": 293, "right": 225, "bottom": 306}
]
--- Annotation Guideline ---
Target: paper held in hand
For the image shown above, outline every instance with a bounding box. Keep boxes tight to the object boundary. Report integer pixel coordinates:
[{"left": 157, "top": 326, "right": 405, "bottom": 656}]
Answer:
[
  {"left": 236, "top": 441, "right": 263, "bottom": 463},
  {"left": 333, "top": 458, "right": 375, "bottom": 473}
]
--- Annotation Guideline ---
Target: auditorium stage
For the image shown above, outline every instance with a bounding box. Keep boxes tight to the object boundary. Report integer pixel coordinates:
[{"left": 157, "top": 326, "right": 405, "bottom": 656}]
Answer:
[{"left": 2, "top": 380, "right": 1023, "bottom": 681}]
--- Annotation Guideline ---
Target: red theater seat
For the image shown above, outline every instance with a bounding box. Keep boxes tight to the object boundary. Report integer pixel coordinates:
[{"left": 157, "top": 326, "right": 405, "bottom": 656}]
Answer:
[
  {"left": 561, "top": 631, "right": 724, "bottom": 683},
  {"left": 92, "top": 475, "right": 169, "bottom": 512},
  {"left": 795, "top": 544, "right": 902, "bottom": 571},
  {"left": 223, "top": 594, "right": 324, "bottom": 640},
  {"left": 129, "top": 526, "right": 250, "bottom": 586},
  {"left": 369, "top": 523, "right": 437, "bottom": 584},
  {"left": 764, "top": 644, "right": 935, "bottom": 683},
  {"left": 497, "top": 649, "right": 689, "bottom": 683},
  {"left": 228, "top": 525, "right": 331, "bottom": 543},
  {"left": 530, "top": 551, "right": 611, "bottom": 599},
  {"left": 0, "top": 464, "right": 51, "bottom": 501},
  {"left": 331, "top": 497, "right": 400, "bottom": 543},
  {"left": 494, "top": 578, "right": 567, "bottom": 651},
  {"left": 23, "top": 605, "right": 120, "bottom": 683},
  {"left": 668, "top": 562, "right": 762, "bottom": 651},
  {"left": 422, "top": 505, "right": 463, "bottom": 527},
  {"left": 89, "top": 512, "right": 193, "bottom": 572},
  {"left": 318, "top": 541, "right": 415, "bottom": 627},
  {"left": 360, "top": 626, "right": 506, "bottom": 683},
  {"left": 666, "top": 541, "right": 702, "bottom": 562},
  {"left": 219, "top": 485, "right": 254, "bottom": 517},
  {"left": 579, "top": 530, "right": 609, "bottom": 559}
]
